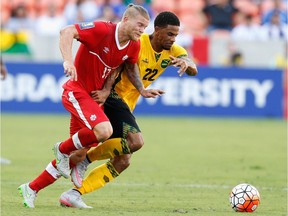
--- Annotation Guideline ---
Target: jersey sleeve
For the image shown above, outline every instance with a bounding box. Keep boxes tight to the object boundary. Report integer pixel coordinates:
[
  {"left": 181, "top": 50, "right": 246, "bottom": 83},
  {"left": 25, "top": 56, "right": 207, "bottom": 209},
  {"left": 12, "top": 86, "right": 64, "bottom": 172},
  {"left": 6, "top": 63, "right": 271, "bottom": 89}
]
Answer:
[
  {"left": 126, "top": 41, "right": 140, "bottom": 64},
  {"left": 171, "top": 44, "right": 188, "bottom": 58},
  {"left": 75, "top": 21, "right": 108, "bottom": 49}
]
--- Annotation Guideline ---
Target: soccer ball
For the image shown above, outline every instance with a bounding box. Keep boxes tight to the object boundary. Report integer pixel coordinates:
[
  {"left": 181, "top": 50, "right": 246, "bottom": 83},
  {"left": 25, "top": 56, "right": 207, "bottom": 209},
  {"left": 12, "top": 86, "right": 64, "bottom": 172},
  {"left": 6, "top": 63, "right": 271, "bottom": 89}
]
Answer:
[{"left": 229, "top": 183, "right": 260, "bottom": 212}]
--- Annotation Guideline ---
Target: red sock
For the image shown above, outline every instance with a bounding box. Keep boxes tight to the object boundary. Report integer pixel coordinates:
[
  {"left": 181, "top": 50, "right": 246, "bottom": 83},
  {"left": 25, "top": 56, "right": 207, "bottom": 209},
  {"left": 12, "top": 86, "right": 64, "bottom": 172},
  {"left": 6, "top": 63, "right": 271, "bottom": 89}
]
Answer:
[
  {"left": 59, "top": 128, "right": 98, "bottom": 154},
  {"left": 29, "top": 160, "right": 58, "bottom": 193},
  {"left": 29, "top": 158, "right": 77, "bottom": 193}
]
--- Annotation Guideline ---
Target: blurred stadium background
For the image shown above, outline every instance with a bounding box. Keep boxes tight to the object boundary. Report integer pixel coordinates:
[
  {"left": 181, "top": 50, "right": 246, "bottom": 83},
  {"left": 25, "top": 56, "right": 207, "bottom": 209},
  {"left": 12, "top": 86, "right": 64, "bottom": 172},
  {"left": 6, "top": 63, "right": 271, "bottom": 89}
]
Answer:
[
  {"left": 1, "top": 1, "right": 287, "bottom": 215},
  {"left": 1, "top": 0, "right": 287, "bottom": 117}
]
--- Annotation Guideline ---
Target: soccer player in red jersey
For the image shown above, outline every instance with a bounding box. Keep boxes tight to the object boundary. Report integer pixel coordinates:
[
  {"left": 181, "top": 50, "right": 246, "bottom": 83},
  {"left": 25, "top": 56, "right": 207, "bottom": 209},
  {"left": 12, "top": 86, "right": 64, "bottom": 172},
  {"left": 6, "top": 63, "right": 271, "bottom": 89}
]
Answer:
[
  {"left": 17, "top": 4, "right": 163, "bottom": 208},
  {"left": 59, "top": 11, "right": 197, "bottom": 208}
]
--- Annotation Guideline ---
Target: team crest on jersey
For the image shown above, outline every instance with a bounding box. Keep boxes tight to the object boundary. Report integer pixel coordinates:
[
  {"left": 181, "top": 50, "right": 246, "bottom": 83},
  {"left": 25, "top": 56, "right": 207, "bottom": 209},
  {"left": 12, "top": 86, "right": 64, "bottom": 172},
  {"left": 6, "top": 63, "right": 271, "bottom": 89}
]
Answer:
[
  {"left": 90, "top": 114, "right": 97, "bottom": 121},
  {"left": 161, "top": 59, "right": 170, "bottom": 68},
  {"left": 122, "top": 55, "right": 128, "bottom": 61},
  {"left": 79, "top": 22, "right": 95, "bottom": 30},
  {"left": 103, "top": 47, "right": 110, "bottom": 53}
]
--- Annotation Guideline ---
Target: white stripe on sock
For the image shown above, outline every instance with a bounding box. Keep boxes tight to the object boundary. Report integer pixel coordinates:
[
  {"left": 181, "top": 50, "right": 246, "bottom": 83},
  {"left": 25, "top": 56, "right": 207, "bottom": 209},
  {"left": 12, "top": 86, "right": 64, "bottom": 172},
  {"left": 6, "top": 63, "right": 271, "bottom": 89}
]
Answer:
[
  {"left": 72, "top": 132, "right": 83, "bottom": 149},
  {"left": 46, "top": 162, "right": 61, "bottom": 179}
]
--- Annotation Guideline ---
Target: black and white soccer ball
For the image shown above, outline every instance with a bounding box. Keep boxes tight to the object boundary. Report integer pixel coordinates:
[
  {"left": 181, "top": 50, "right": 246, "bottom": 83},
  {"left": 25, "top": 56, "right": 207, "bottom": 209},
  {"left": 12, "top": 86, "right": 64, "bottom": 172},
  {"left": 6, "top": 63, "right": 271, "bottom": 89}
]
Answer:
[{"left": 229, "top": 183, "right": 260, "bottom": 212}]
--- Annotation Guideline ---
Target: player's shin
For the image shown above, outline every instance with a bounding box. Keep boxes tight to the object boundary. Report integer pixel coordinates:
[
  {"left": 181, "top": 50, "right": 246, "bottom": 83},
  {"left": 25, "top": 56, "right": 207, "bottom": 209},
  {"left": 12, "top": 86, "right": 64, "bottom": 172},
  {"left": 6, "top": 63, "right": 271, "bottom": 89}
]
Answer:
[
  {"left": 87, "top": 138, "right": 130, "bottom": 162},
  {"left": 29, "top": 160, "right": 61, "bottom": 192},
  {"left": 76, "top": 161, "right": 119, "bottom": 195}
]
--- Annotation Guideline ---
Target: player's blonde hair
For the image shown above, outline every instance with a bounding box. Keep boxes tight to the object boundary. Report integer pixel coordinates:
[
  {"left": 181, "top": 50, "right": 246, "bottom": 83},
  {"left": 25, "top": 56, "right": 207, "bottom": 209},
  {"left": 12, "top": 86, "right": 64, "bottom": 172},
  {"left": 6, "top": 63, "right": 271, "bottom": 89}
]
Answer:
[{"left": 122, "top": 3, "right": 150, "bottom": 20}]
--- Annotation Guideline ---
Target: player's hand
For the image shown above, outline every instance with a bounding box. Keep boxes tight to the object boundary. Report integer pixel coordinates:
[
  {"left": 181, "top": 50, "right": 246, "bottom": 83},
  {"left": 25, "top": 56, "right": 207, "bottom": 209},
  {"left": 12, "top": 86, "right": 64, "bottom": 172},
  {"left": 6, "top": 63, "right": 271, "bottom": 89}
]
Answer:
[
  {"left": 140, "top": 89, "right": 165, "bottom": 98},
  {"left": 91, "top": 89, "right": 110, "bottom": 106},
  {"left": 63, "top": 61, "right": 77, "bottom": 81},
  {"left": 169, "top": 55, "right": 188, "bottom": 77}
]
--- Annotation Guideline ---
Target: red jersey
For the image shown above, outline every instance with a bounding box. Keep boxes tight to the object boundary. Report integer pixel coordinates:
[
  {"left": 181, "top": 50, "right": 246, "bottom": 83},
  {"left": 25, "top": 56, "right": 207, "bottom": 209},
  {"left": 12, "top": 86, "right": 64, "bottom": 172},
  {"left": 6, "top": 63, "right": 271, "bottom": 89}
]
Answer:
[{"left": 63, "top": 21, "right": 140, "bottom": 93}]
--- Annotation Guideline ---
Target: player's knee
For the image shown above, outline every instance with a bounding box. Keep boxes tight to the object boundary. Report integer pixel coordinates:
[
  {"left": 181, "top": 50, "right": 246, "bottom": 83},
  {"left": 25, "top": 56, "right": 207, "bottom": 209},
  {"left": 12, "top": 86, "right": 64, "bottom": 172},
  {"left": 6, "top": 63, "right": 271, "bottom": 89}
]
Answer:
[
  {"left": 111, "top": 154, "right": 131, "bottom": 173},
  {"left": 127, "top": 133, "right": 144, "bottom": 153},
  {"left": 92, "top": 122, "right": 113, "bottom": 142}
]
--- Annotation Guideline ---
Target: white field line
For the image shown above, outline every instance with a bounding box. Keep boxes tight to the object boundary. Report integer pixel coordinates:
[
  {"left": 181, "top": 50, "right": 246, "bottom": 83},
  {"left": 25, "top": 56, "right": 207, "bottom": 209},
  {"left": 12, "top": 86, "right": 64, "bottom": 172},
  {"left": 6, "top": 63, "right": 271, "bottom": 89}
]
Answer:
[
  {"left": 7, "top": 180, "right": 286, "bottom": 191},
  {"left": 54, "top": 181, "right": 287, "bottom": 191}
]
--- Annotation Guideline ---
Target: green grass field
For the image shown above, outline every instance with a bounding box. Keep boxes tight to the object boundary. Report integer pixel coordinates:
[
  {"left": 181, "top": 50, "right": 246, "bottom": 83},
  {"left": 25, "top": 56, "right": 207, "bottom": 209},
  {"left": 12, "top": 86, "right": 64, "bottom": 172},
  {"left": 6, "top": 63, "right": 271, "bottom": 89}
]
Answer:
[{"left": 1, "top": 114, "right": 287, "bottom": 216}]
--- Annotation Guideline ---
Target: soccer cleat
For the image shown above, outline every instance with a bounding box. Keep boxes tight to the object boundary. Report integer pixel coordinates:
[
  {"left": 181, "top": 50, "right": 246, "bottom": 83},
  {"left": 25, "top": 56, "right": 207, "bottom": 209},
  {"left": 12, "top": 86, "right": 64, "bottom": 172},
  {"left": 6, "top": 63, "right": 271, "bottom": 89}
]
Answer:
[
  {"left": 71, "top": 158, "right": 89, "bottom": 188},
  {"left": 18, "top": 183, "right": 37, "bottom": 208},
  {"left": 59, "top": 189, "right": 92, "bottom": 209},
  {"left": 53, "top": 142, "right": 70, "bottom": 179}
]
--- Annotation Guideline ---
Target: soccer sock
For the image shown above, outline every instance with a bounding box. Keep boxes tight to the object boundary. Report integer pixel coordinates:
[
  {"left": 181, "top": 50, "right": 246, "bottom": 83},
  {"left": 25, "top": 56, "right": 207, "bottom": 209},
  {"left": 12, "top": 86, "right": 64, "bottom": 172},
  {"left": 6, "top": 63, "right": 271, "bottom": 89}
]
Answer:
[
  {"left": 29, "top": 159, "right": 76, "bottom": 193},
  {"left": 29, "top": 160, "right": 61, "bottom": 192},
  {"left": 87, "top": 138, "right": 130, "bottom": 162},
  {"left": 76, "top": 161, "right": 119, "bottom": 195},
  {"left": 59, "top": 128, "right": 98, "bottom": 154}
]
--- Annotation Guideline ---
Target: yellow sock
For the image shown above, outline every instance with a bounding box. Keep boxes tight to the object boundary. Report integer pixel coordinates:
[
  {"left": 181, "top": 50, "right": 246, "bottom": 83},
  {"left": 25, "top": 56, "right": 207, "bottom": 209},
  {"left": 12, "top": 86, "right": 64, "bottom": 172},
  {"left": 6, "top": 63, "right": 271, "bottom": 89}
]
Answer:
[
  {"left": 77, "top": 161, "right": 119, "bottom": 195},
  {"left": 87, "top": 138, "right": 130, "bottom": 162}
]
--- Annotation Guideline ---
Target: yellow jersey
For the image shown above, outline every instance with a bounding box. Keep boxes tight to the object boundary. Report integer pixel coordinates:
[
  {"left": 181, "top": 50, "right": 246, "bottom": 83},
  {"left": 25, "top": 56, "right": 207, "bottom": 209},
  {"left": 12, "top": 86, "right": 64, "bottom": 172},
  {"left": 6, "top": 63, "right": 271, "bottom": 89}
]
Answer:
[{"left": 114, "top": 33, "right": 188, "bottom": 112}]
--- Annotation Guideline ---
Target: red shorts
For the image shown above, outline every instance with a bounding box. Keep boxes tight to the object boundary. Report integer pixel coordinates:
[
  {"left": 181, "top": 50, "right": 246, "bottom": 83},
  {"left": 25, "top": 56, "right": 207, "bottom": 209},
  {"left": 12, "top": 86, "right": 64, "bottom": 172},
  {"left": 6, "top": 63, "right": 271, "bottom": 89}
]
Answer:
[{"left": 62, "top": 86, "right": 109, "bottom": 137}]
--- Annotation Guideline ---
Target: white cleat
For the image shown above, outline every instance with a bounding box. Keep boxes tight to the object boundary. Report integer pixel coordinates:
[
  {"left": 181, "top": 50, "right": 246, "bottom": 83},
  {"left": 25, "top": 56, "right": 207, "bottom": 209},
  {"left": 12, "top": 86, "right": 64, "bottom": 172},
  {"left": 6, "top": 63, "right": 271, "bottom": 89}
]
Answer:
[
  {"left": 53, "top": 142, "right": 70, "bottom": 178},
  {"left": 59, "top": 189, "right": 92, "bottom": 209},
  {"left": 71, "top": 158, "right": 89, "bottom": 188},
  {"left": 18, "top": 183, "right": 37, "bottom": 208}
]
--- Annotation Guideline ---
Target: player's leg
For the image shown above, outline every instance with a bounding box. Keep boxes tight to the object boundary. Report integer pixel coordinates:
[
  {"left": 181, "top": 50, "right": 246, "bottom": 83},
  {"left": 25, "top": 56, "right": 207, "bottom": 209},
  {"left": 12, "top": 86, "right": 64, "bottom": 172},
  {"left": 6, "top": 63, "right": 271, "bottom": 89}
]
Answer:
[
  {"left": 17, "top": 114, "right": 84, "bottom": 208},
  {"left": 72, "top": 131, "right": 140, "bottom": 193},
  {"left": 60, "top": 95, "right": 144, "bottom": 207},
  {"left": 18, "top": 157, "right": 81, "bottom": 208},
  {"left": 60, "top": 155, "right": 130, "bottom": 208},
  {"left": 87, "top": 93, "right": 144, "bottom": 162},
  {"left": 70, "top": 130, "right": 143, "bottom": 187},
  {"left": 18, "top": 159, "right": 61, "bottom": 208},
  {"left": 70, "top": 94, "right": 143, "bottom": 187},
  {"left": 54, "top": 89, "right": 112, "bottom": 178}
]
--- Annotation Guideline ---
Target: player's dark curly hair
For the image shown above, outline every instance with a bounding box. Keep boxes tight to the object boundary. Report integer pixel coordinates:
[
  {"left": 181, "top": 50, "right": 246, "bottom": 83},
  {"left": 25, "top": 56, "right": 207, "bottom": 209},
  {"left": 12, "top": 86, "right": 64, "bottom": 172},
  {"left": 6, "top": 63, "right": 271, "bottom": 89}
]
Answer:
[{"left": 154, "top": 11, "right": 180, "bottom": 28}]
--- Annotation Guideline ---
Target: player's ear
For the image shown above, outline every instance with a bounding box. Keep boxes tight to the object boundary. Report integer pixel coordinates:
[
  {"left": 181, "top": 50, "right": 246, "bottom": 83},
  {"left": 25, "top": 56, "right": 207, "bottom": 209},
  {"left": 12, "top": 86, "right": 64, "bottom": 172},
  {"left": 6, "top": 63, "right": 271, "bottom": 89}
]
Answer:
[
  {"left": 122, "top": 16, "right": 129, "bottom": 23},
  {"left": 154, "top": 26, "right": 161, "bottom": 33}
]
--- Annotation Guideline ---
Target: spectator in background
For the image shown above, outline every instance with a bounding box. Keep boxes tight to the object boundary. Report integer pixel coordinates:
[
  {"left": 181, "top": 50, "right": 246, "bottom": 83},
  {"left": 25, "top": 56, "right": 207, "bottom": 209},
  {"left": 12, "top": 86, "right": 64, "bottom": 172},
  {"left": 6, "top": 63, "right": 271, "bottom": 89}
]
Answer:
[
  {"left": 3, "top": 3, "right": 33, "bottom": 56},
  {"left": 98, "top": 5, "right": 120, "bottom": 22},
  {"left": 34, "top": 3, "right": 66, "bottom": 36},
  {"left": 130, "top": 0, "right": 154, "bottom": 18},
  {"left": 231, "top": 13, "right": 262, "bottom": 41},
  {"left": 229, "top": 51, "right": 243, "bottom": 66},
  {"left": 203, "top": 0, "right": 239, "bottom": 33},
  {"left": 100, "top": 0, "right": 154, "bottom": 24},
  {"left": 262, "top": 0, "right": 287, "bottom": 24},
  {"left": 63, "top": 0, "right": 101, "bottom": 24},
  {"left": 260, "top": 11, "right": 288, "bottom": 40},
  {"left": 5, "top": 3, "right": 34, "bottom": 32},
  {"left": 100, "top": 0, "right": 127, "bottom": 21}
]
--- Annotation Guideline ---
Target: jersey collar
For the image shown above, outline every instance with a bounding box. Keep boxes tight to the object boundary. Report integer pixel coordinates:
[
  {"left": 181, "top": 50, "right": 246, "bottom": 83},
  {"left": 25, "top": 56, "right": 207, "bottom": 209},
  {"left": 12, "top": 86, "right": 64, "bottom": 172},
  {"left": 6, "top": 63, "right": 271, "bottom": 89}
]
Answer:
[{"left": 116, "top": 22, "right": 130, "bottom": 50}]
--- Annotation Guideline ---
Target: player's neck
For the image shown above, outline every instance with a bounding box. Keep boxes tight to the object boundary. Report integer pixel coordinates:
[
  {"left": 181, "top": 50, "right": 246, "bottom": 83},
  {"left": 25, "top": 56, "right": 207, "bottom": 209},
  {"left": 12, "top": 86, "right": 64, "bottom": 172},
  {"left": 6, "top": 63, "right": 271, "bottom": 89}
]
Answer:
[
  {"left": 117, "top": 23, "right": 130, "bottom": 46},
  {"left": 149, "top": 34, "right": 163, "bottom": 53}
]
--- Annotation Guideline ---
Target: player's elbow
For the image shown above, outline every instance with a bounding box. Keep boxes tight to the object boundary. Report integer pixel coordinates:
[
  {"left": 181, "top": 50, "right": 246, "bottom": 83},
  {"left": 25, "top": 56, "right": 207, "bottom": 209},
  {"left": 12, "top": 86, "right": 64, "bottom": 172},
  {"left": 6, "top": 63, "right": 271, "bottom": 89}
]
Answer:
[
  {"left": 60, "top": 25, "right": 79, "bottom": 39},
  {"left": 186, "top": 67, "right": 198, "bottom": 76}
]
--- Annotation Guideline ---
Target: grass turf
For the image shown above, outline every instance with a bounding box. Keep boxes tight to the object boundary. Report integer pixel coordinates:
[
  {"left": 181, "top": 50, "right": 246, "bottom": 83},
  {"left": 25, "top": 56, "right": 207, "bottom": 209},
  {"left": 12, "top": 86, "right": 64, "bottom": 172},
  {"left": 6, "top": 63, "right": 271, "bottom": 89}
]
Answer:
[{"left": 1, "top": 114, "right": 287, "bottom": 216}]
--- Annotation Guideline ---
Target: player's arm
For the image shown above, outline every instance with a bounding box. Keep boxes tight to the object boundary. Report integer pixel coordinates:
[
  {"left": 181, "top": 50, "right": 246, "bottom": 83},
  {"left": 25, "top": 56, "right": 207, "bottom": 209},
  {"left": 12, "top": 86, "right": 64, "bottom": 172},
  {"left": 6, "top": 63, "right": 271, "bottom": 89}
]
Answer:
[
  {"left": 124, "top": 62, "right": 165, "bottom": 98},
  {"left": 90, "top": 67, "right": 121, "bottom": 105},
  {"left": 0, "top": 57, "right": 8, "bottom": 80},
  {"left": 59, "top": 25, "right": 80, "bottom": 81},
  {"left": 170, "top": 55, "right": 198, "bottom": 77}
]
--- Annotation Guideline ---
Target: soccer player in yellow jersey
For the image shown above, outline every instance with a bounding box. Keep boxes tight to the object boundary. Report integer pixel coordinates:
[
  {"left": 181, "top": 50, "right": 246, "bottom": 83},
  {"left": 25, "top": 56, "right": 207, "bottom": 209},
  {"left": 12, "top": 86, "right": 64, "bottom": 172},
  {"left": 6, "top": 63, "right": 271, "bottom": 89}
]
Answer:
[{"left": 59, "top": 11, "right": 198, "bottom": 208}]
